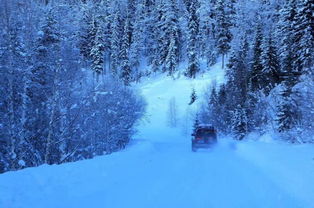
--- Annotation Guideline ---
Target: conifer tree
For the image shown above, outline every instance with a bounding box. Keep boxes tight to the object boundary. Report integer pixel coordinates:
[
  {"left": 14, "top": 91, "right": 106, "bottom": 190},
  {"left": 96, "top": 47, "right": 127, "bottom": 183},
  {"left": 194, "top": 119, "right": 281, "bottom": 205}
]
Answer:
[
  {"left": 120, "top": 15, "right": 132, "bottom": 85},
  {"left": 276, "top": 78, "right": 298, "bottom": 134},
  {"left": 227, "top": 36, "right": 249, "bottom": 106},
  {"left": 208, "top": 86, "right": 219, "bottom": 126},
  {"left": 278, "top": 0, "right": 297, "bottom": 76},
  {"left": 158, "top": 0, "right": 180, "bottom": 76},
  {"left": 25, "top": 10, "right": 61, "bottom": 165},
  {"left": 79, "top": 7, "right": 93, "bottom": 60},
  {"left": 215, "top": 0, "right": 233, "bottom": 69},
  {"left": 189, "top": 88, "right": 197, "bottom": 105},
  {"left": 90, "top": 17, "right": 105, "bottom": 77},
  {"left": 247, "top": 24, "right": 267, "bottom": 131},
  {"left": 0, "top": 18, "right": 28, "bottom": 171},
  {"left": 192, "top": 115, "right": 200, "bottom": 133},
  {"left": 261, "top": 33, "right": 280, "bottom": 94},
  {"left": 110, "top": 4, "right": 123, "bottom": 76},
  {"left": 225, "top": 36, "right": 249, "bottom": 137},
  {"left": 129, "top": 0, "right": 145, "bottom": 81},
  {"left": 143, "top": 0, "right": 158, "bottom": 69},
  {"left": 292, "top": 0, "right": 314, "bottom": 72},
  {"left": 275, "top": 0, "right": 302, "bottom": 137},
  {"left": 186, "top": 0, "right": 200, "bottom": 78},
  {"left": 226, "top": 0, "right": 237, "bottom": 27},
  {"left": 249, "top": 23, "right": 264, "bottom": 92},
  {"left": 198, "top": 0, "right": 217, "bottom": 66},
  {"left": 232, "top": 105, "right": 248, "bottom": 140},
  {"left": 216, "top": 84, "right": 229, "bottom": 131},
  {"left": 150, "top": 2, "right": 163, "bottom": 72}
]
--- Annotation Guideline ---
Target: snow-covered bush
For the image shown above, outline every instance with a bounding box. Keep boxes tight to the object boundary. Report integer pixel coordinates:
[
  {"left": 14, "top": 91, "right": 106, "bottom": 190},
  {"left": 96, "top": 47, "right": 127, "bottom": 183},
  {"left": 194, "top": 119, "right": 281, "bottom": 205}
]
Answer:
[
  {"left": 292, "top": 70, "right": 314, "bottom": 143},
  {"left": 57, "top": 75, "right": 146, "bottom": 163},
  {"left": 273, "top": 69, "right": 314, "bottom": 143},
  {"left": 0, "top": 1, "right": 146, "bottom": 173}
]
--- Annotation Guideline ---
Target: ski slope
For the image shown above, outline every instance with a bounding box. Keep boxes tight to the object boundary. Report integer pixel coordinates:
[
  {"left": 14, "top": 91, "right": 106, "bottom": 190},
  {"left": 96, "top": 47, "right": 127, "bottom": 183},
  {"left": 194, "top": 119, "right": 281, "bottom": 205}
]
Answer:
[{"left": 1, "top": 64, "right": 314, "bottom": 208}]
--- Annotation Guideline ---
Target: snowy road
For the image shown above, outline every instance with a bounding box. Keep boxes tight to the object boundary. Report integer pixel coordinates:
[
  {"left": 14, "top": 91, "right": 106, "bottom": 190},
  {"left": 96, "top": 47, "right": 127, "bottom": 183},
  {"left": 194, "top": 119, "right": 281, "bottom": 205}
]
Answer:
[
  {"left": 0, "top": 137, "right": 310, "bottom": 208},
  {"left": 1, "top": 67, "right": 313, "bottom": 208}
]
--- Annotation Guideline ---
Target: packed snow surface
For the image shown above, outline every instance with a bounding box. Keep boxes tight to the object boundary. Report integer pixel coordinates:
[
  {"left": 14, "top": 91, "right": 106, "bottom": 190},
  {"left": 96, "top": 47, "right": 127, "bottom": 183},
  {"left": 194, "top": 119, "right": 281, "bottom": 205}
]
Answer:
[{"left": 1, "top": 64, "right": 314, "bottom": 208}]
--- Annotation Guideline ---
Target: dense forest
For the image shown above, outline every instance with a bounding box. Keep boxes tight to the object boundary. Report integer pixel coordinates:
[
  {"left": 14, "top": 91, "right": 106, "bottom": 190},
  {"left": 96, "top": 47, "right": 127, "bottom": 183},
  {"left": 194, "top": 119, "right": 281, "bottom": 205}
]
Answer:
[
  {"left": 199, "top": 0, "right": 314, "bottom": 143},
  {"left": 0, "top": 0, "right": 313, "bottom": 173}
]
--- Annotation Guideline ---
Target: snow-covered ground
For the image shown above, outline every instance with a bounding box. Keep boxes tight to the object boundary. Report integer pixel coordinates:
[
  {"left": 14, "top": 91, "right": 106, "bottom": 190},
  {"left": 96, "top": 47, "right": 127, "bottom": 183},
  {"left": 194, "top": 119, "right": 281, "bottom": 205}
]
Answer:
[{"left": 1, "top": 63, "right": 314, "bottom": 208}]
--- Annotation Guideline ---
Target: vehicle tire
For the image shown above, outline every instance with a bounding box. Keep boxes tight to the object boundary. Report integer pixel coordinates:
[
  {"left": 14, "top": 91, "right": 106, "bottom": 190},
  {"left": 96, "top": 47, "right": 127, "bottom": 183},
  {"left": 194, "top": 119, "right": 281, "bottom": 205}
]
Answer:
[
  {"left": 192, "top": 143, "right": 196, "bottom": 152},
  {"left": 214, "top": 136, "right": 217, "bottom": 144}
]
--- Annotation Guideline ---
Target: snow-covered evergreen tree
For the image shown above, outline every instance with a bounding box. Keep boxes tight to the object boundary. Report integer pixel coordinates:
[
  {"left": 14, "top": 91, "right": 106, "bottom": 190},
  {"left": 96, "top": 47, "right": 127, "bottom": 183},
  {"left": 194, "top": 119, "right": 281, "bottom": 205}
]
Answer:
[
  {"left": 0, "top": 15, "right": 29, "bottom": 172},
  {"left": 198, "top": 0, "right": 217, "bottom": 66},
  {"left": 207, "top": 86, "right": 219, "bottom": 126},
  {"left": 110, "top": 3, "right": 123, "bottom": 76},
  {"left": 292, "top": 67, "right": 314, "bottom": 143},
  {"left": 158, "top": 0, "right": 181, "bottom": 76},
  {"left": 292, "top": 0, "right": 314, "bottom": 72},
  {"left": 277, "top": 0, "right": 297, "bottom": 76},
  {"left": 226, "top": 0, "right": 237, "bottom": 27},
  {"left": 188, "top": 88, "right": 197, "bottom": 105},
  {"left": 232, "top": 105, "right": 248, "bottom": 140},
  {"left": 275, "top": 0, "right": 304, "bottom": 139},
  {"left": 25, "top": 10, "right": 61, "bottom": 165},
  {"left": 90, "top": 17, "right": 105, "bottom": 77},
  {"left": 120, "top": 14, "right": 132, "bottom": 85},
  {"left": 129, "top": 0, "right": 146, "bottom": 81},
  {"left": 261, "top": 33, "right": 280, "bottom": 94},
  {"left": 215, "top": 0, "right": 233, "bottom": 69},
  {"left": 276, "top": 79, "right": 298, "bottom": 134},
  {"left": 249, "top": 23, "right": 264, "bottom": 92},
  {"left": 192, "top": 115, "right": 200, "bottom": 133},
  {"left": 216, "top": 84, "right": 230, "bottom": 132},
  {"left": 225, "top": 36, "right": 249, "bottom": 136},
  {"left": 78, "top": 5, "right": 98, "bottom": 62},
  {"left": 186, "top": 0, "right": 200, "bottom": 78}
]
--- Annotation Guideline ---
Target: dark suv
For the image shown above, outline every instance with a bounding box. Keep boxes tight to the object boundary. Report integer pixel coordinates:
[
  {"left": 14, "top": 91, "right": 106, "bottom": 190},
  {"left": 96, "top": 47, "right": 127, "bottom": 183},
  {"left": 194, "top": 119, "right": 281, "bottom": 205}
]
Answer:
[{"left": 191, "top": 125, "right": 217, "bottom": 152}]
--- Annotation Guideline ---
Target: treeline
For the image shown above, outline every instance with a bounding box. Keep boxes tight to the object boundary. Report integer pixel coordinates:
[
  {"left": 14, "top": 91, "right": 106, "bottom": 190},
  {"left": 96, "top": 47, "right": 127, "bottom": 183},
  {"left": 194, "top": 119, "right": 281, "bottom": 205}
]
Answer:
[
  {"left": 200, "top": 0, "right": 314, "bottom": 142},
  {"left": 32, "top": 0, "right": 236, "bottom": 81},
  {"left": 26, "top": 0, "right": 236, "bottom": 81},
  {"left": 0, "top": 0, "right": 145, "bottom": 174}
]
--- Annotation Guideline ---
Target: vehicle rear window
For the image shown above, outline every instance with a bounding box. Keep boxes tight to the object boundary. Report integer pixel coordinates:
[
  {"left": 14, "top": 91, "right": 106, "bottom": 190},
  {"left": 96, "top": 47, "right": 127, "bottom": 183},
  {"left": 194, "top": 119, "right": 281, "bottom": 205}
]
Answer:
[{"left": 196, "top": 129, "right": 215, "bottom": 137}]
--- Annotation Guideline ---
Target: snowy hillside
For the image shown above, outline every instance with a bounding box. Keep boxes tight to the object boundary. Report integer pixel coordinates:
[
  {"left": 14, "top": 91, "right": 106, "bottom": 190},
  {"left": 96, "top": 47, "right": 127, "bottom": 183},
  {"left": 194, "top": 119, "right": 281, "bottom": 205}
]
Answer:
[
  {"left": 135, "top": 62, "right": 225, "bottom": 143},
  {"left": 1, "top": 64, "right": 314, "bottom": 208}
]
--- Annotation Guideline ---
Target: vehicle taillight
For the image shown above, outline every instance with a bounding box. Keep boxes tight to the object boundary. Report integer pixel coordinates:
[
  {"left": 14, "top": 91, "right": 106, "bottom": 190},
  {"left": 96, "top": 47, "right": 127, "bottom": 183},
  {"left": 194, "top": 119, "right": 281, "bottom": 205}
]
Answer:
[{"left": 196, "top": 137, "right": 202, "bottom": 140}]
